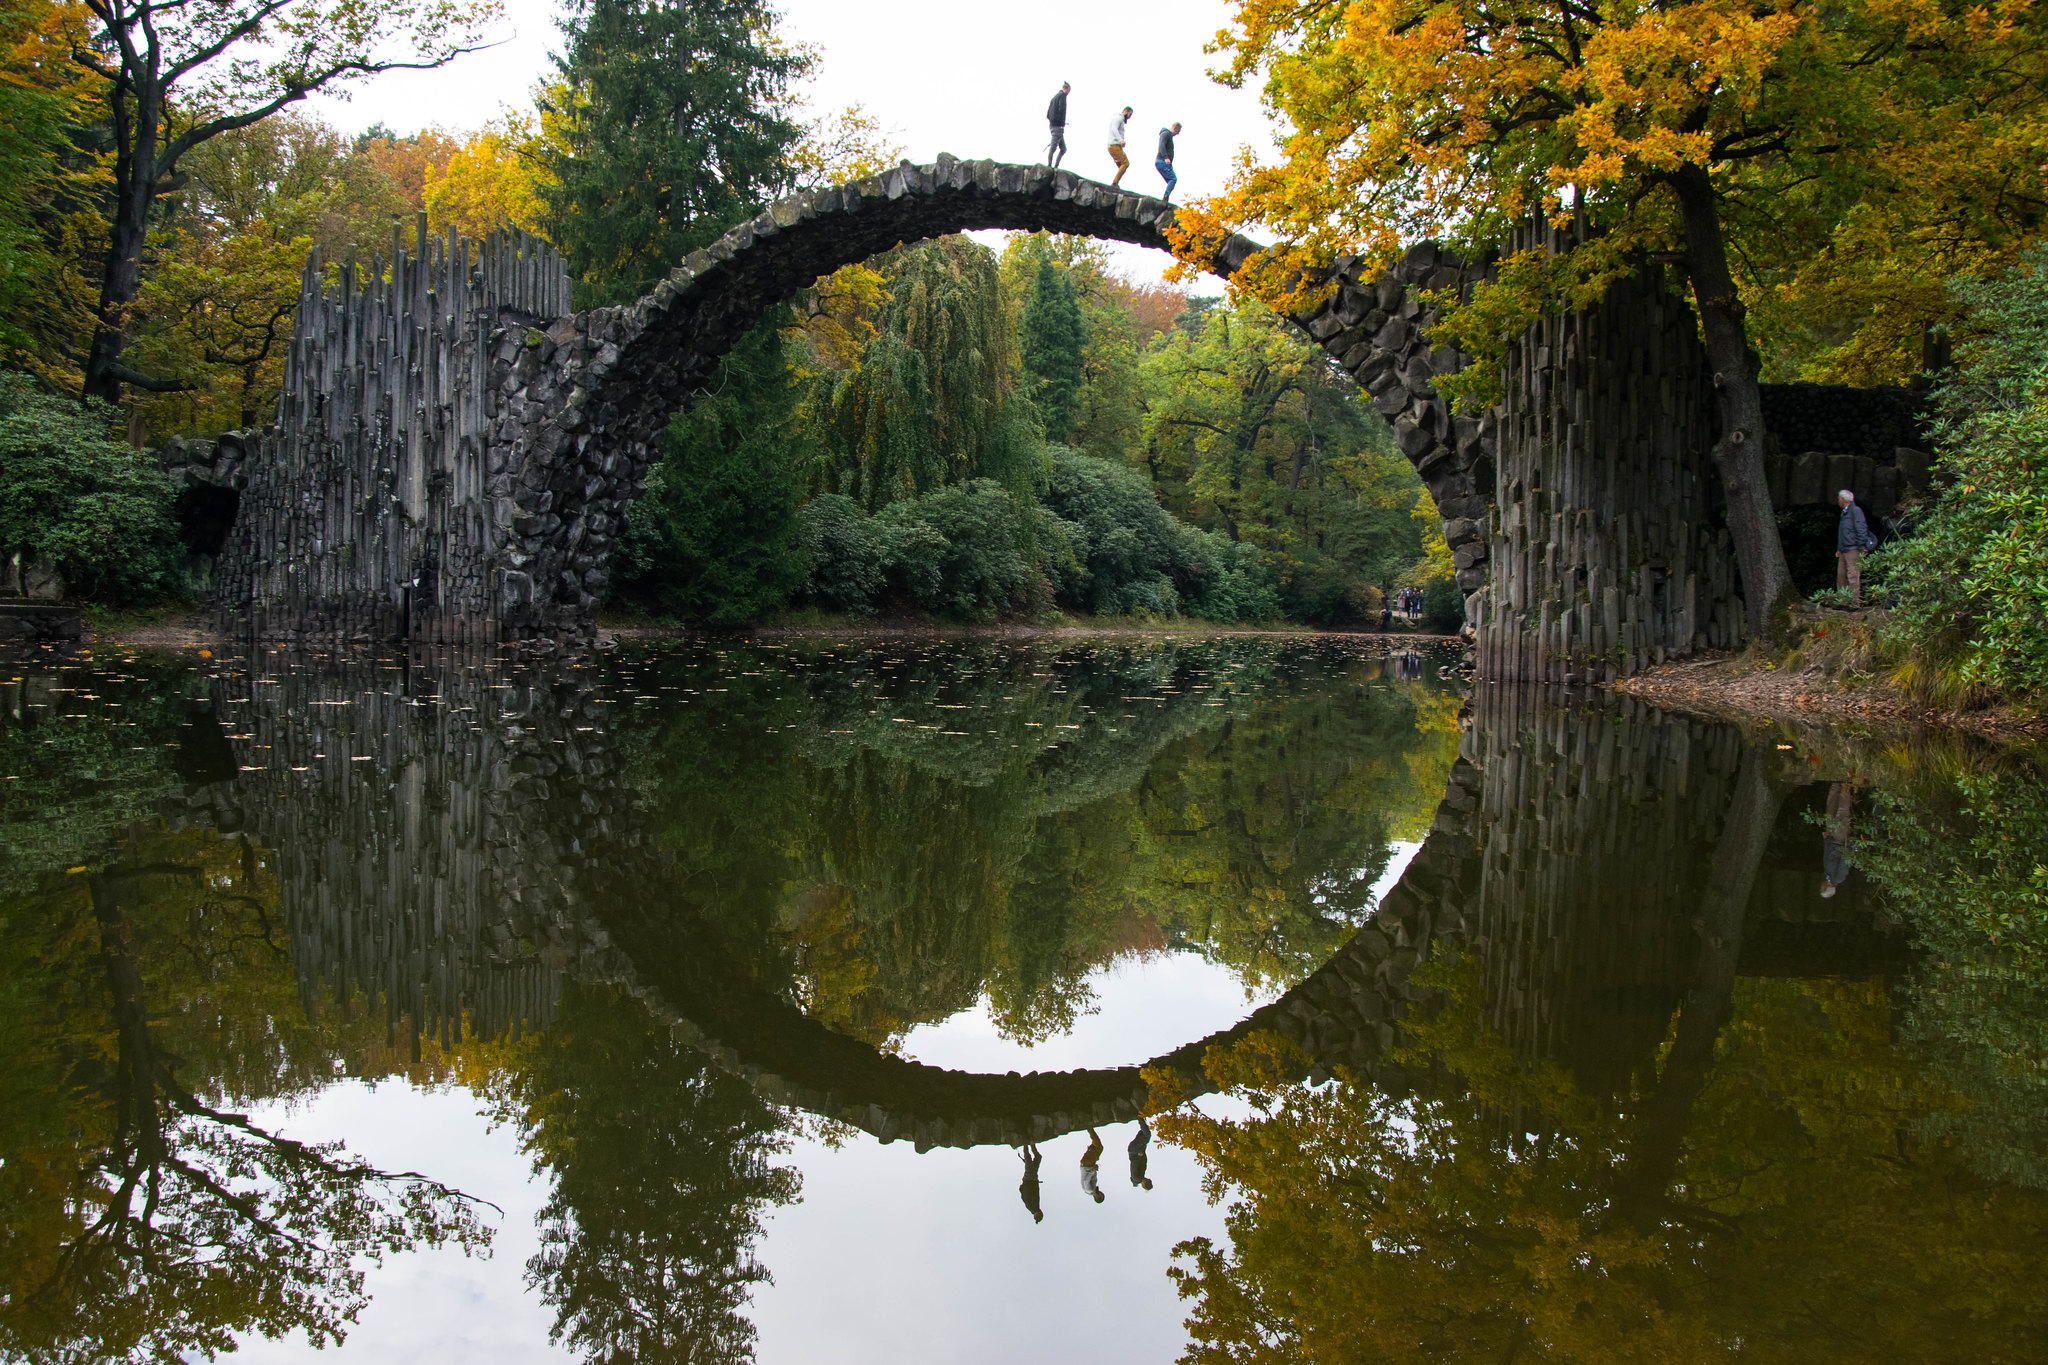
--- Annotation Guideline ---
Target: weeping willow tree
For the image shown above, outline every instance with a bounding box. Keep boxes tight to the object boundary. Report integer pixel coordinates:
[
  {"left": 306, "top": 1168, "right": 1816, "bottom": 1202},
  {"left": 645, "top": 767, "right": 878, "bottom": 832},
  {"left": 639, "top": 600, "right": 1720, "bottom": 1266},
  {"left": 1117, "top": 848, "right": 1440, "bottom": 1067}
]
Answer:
[{"left": 807, "top": 236, "right": 1041, "bottom": 509}]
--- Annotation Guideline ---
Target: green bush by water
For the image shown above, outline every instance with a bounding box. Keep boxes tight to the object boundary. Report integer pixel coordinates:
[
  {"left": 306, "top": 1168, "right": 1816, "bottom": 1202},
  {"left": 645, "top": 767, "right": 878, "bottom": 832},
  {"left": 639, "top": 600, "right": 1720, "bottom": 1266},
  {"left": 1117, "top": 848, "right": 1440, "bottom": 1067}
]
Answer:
[
  {"left": 791, "top": 450, "right": 1283, "bottom": 623},
  {"left": 0, "top": 373, "right": 183, "bottom": 605},
  {"left": 1875, "top": 245, "right": 2048, "bottom": 698}
]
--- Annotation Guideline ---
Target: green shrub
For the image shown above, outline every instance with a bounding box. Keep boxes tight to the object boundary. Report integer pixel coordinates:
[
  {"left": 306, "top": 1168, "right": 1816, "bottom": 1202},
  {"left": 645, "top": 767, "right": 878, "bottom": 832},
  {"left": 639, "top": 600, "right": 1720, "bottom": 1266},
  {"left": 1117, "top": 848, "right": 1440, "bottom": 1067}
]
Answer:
[
  {"left": 874, "top": 480, "right": 1033, "bottom": 621},
  {"left": 796, "top": 494, "right": 889, "bottom": 613},
  {"left": 1875, "top": 246, "right": 2048, "bottom": 696},
  {"left": 1178, "top": 528, "right": 1281, "bottom": 624},
  {"left": 1041, "top": 447, "right": 1193, "bottom": 614},
  {"left": 0, "top": 373, "right": 181, "bottom": 605}
]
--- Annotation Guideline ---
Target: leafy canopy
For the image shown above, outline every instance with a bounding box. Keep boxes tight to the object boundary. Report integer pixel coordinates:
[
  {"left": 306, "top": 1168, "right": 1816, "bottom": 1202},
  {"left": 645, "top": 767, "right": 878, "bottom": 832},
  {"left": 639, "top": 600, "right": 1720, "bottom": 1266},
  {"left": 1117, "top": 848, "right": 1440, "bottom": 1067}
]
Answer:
[
  {"left": 1176, "top": 0, "right": 2048, "bottom": 389},
  {"left": 1875, "top": 244, "right": 2048, "bottom": 693}
]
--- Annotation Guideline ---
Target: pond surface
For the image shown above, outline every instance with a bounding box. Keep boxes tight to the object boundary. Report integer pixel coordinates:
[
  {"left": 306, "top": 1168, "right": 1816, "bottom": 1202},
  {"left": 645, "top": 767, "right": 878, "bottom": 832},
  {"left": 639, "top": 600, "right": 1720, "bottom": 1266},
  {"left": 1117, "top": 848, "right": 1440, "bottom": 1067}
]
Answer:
[{"left": 3, "top": 637, "right": 2045, "bottom": 1362}]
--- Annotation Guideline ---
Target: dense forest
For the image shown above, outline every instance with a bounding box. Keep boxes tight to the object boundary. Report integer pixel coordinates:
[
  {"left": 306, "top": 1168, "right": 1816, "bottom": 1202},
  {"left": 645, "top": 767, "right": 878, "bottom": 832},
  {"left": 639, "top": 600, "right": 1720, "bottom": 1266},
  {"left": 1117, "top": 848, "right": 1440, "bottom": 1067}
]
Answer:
[
  {"left": 0, "top": 0, "right": 2043, "bottom": 660},
  {"left": 0, "top": 0, "right": 1458, "bottom": 632}
]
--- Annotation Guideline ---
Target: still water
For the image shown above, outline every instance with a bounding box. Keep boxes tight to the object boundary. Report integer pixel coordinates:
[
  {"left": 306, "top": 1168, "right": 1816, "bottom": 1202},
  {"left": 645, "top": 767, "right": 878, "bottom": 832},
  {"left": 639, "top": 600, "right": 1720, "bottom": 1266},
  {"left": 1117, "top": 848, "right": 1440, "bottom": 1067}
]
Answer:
[{"left": 3, "top": 636, "right": 2044, "bottom": 1362}]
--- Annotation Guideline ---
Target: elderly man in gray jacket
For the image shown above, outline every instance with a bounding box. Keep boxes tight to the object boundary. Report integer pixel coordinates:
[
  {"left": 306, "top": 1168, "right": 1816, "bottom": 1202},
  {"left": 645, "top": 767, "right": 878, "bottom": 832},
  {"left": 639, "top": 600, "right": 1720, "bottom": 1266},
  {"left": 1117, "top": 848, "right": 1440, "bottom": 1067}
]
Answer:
[{"left": 1836, "top": 489, "right": 1878, "bottom": 606}]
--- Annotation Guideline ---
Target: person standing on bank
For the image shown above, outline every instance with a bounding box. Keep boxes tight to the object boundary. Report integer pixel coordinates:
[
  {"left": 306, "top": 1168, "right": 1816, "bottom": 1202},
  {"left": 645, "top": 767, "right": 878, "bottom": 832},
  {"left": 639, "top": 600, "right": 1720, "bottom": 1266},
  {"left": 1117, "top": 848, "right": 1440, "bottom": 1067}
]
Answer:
[
  {"left": 1156, "top": 121, "right": 1181, "bottom": 201},
  {"left": 1837, "top": 489, "right": 1878, "bottom": 607},
  {"left": 1046, "top": 82, "right": 1071, "bottom": 168},
  {"left": 1107, "top": 105, "right": 1133, "bottom": 186}
]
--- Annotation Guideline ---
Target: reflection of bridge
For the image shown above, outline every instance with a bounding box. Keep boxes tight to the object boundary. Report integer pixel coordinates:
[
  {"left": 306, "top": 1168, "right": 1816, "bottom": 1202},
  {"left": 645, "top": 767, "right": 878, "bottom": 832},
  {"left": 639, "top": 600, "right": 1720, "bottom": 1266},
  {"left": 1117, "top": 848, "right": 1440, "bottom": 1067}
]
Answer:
[
  {"left": 164, "top": 153, "right": 1908, "bottom": 681},
  {"left": 172, "top": 654, "right": 1905, "bottom": 1149}
]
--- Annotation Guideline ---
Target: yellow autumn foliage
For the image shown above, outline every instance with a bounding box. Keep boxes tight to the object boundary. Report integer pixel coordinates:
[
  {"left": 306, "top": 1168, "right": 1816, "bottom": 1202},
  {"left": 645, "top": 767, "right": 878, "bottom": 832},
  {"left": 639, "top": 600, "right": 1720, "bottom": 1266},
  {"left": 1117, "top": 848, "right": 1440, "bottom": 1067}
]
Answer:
[
  {"left": 423, "top": 116, "right": 550, "bottom": 242},
  {"left": 1173, "top": 0, "right": 2048, "bottom": 387}
]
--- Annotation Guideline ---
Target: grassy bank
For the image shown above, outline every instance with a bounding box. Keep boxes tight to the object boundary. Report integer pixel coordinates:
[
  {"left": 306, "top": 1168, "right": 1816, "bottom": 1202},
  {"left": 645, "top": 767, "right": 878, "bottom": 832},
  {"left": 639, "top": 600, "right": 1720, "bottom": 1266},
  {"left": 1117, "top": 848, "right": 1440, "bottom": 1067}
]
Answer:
[{"left": 1616, "top": 602, "right": 2045, "bottom": 739}]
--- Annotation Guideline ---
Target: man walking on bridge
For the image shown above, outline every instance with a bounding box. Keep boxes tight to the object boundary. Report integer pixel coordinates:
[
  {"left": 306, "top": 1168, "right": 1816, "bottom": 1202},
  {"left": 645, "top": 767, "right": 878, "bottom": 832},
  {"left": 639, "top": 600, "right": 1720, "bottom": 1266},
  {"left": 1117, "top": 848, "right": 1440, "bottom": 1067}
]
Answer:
[
  {"left": 1107, "top": 105, "right": 1133, "bottom": 186},
  {"left": 1046, "top": 83, "right": 1071, "bottom": 168},
  {"left": 1156, "top": 122, "right": 1181, "bottom": 201}
]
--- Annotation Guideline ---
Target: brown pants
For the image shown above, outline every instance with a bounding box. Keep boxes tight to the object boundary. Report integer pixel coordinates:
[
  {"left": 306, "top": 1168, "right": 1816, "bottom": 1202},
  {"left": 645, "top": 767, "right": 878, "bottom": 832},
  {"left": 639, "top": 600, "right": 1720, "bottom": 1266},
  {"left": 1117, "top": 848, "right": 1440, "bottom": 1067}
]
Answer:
[
  {"left": 1836, "top": 549, "right": 1862, "bottom": 602},
  {"left": 1108, "top": 144, "right": 1129, "bottom": 185}
]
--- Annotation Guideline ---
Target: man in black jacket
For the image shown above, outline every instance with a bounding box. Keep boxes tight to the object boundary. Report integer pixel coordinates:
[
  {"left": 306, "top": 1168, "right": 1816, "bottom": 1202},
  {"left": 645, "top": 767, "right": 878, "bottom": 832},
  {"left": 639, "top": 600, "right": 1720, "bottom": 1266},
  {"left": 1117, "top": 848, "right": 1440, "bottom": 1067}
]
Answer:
[
  {"left": 1155, "top": 122, "right": 1181, "bottom": 201},
  {"left": 1046, "top": 83, "right": 1070, "bottom": 168}
]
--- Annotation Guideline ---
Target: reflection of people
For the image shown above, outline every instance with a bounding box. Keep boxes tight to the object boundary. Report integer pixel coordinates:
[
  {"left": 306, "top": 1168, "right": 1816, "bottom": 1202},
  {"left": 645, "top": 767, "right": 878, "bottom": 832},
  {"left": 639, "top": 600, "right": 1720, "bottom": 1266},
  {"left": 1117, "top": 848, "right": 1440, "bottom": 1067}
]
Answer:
[
  {"left": 1018, "top": 1143, "right": 1044, "bottom": 1223},
  {"left": 1128, "top": 1117, "right": 1153, "bottom": 1190},
  {"left": 1821, "top": 781, "right": 1854, "bottom": 898},
  {"left": 1080, "top": 1128, "right": 1105, "bottom": 1203}
]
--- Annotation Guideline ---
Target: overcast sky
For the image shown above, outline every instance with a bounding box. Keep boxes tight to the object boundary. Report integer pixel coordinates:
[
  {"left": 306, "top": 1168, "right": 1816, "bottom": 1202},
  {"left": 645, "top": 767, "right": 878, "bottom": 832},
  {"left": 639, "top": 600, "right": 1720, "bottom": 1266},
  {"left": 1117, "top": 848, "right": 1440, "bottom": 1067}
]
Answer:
[{"left": 306, "top": 0, "right": 1276, "bottom": 284}]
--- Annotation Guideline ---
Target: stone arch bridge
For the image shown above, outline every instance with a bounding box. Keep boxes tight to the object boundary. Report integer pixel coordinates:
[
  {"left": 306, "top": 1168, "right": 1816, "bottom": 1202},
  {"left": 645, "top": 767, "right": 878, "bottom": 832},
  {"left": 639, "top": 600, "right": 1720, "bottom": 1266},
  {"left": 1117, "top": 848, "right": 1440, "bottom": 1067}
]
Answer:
[{"left": 171, "top": 156, "right": 1913, "bottom": 682}]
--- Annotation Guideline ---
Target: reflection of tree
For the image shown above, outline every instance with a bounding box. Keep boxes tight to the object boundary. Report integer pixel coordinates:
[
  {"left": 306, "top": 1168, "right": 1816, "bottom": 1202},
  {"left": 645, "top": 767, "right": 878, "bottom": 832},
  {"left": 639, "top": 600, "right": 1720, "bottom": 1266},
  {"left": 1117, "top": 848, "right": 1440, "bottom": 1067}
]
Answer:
[
  {"left": 1160, "top": 964, "right": 2048, "bottom": 1362},
  {"left": 484, "top": 982, "right": 800, "bottom": 1365},
  {"left": 0, "top": 827, "right": 492, "bottom": 1364},
  {"left": 606, "top": 640, "right": 1460, "bottom": 1047},
  {"left": 1859, "top": 758, "right": 2048, "bottom": 1190}
]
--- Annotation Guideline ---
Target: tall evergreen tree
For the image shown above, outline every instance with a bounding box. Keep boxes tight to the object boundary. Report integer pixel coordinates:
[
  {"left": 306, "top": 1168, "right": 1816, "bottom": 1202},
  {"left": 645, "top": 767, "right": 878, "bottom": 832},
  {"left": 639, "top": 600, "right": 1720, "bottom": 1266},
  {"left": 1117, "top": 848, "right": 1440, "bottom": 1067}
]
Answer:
[
  {"left": 541, "top": 0, "right": 809, "bottom": 306},
  {"left": 611, "top": 314, "right": 812, "bottom": 623},
  {"left": 1020, "top": 260, "right": 1085, "bottom": 442}
]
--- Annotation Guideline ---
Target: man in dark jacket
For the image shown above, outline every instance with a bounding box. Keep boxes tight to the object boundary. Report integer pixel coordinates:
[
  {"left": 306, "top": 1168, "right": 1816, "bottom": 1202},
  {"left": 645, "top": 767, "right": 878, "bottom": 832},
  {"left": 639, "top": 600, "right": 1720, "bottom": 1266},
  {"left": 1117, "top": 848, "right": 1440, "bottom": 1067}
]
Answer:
[
  {"left": 1046, "top": 83, "right": 1070, "bottom": 168},
  {"left": 1836, "top": 489, "right": 1877, "bottom": 606},
  {"left": 1155, "top": 122, "right": 1181, "bottom": 201}
]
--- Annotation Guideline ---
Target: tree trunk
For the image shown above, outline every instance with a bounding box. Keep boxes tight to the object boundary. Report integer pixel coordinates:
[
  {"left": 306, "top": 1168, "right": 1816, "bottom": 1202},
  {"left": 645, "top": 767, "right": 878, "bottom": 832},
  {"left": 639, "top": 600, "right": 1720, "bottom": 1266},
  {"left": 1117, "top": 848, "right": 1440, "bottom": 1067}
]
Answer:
[
  {"left": 1617, "top": 743, "right": 1786, "bottom": 1225},
  {"left": 82, "top": 87, "right": 159, "bottom": 406},
  {"left": 1672, "top": 165, "right": 1795, "bottom": 645}
]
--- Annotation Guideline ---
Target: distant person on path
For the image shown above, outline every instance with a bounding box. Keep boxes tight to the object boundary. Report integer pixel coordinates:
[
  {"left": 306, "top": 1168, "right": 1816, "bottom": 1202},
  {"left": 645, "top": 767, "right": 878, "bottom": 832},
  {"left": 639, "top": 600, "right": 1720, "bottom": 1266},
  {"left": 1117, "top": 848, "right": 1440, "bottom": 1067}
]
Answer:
[
  {"left": 1836, "top": 489, "right": 1877, "bottom": 606},
  {"left": 1156, "top": 122, "right": 1181, "bottom": 201},
  {"left": 1381, "top": 600, "right": 1393, "bottom": 632},
  {"left": 1046, "top": 83, "right": 1071, "bottom": 168},
  {"left": 1107, "top": 106, "right": 1133, "bottom": 186},
  {"left": 1080, "top": 1128, "right": 1105, "bottom": 1203},
  {"left": 1018, "top": 1143, "right": 1044, "bottom": 1222},
  {"left": 1128, "top": 1118, "right": 1153, "bottom": 1190},
  {"left": 1821, "top": 781, "right": 1854, "bottom": 898}
]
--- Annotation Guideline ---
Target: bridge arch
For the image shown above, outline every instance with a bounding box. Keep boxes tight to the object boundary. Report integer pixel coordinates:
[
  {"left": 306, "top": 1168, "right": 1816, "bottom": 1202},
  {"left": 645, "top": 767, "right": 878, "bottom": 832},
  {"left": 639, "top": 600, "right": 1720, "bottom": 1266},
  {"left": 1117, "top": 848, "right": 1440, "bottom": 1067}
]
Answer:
[
  {"left": 474, "top": 155, "right": 1499, "bottom": 645},
  {"left": 203, "top": 155, "right": 1752, "bottom": 681},
  {"left": 205, "top": 157, "right": 1500, "bottom": 649}
]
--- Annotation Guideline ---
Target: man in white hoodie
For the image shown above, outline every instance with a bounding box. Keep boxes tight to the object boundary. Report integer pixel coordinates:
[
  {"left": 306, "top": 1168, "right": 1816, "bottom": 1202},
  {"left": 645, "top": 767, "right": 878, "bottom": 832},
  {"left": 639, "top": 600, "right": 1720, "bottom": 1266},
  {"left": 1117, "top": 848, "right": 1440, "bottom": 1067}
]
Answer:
[{"left": 1107, "top": 106, "right": 1133, "bottom": 186}]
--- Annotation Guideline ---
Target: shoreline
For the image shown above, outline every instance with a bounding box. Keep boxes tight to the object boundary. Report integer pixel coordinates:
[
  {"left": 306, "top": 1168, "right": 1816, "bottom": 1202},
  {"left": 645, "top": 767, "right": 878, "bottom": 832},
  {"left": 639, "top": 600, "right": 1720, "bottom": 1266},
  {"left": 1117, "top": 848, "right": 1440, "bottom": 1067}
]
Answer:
[{"left": 1611, "top": 650, "right": 2045, "bottom": 742}]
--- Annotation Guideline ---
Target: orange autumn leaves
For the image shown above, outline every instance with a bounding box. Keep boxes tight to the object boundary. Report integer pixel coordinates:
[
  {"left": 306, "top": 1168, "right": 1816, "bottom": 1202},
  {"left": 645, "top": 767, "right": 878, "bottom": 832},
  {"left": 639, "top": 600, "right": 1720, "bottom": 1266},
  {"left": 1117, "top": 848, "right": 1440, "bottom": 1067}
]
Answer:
[{"left": 1174, "top": 0, "right": 2048, "bottom": 386}]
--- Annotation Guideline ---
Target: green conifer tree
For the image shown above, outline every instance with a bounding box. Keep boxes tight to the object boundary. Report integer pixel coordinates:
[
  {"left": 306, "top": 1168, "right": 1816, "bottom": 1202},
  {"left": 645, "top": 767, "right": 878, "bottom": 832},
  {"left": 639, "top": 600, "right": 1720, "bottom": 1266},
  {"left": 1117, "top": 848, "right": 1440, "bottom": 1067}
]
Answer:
[
  {"left": 611, "top": 315, "right": 812, "bottom": 623},
  {"left": 1020, "top": 260, "right": 1085, "bottom": 442},
  {"left": 540, "top": 0, "right": 808, "bottom": 305}
]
